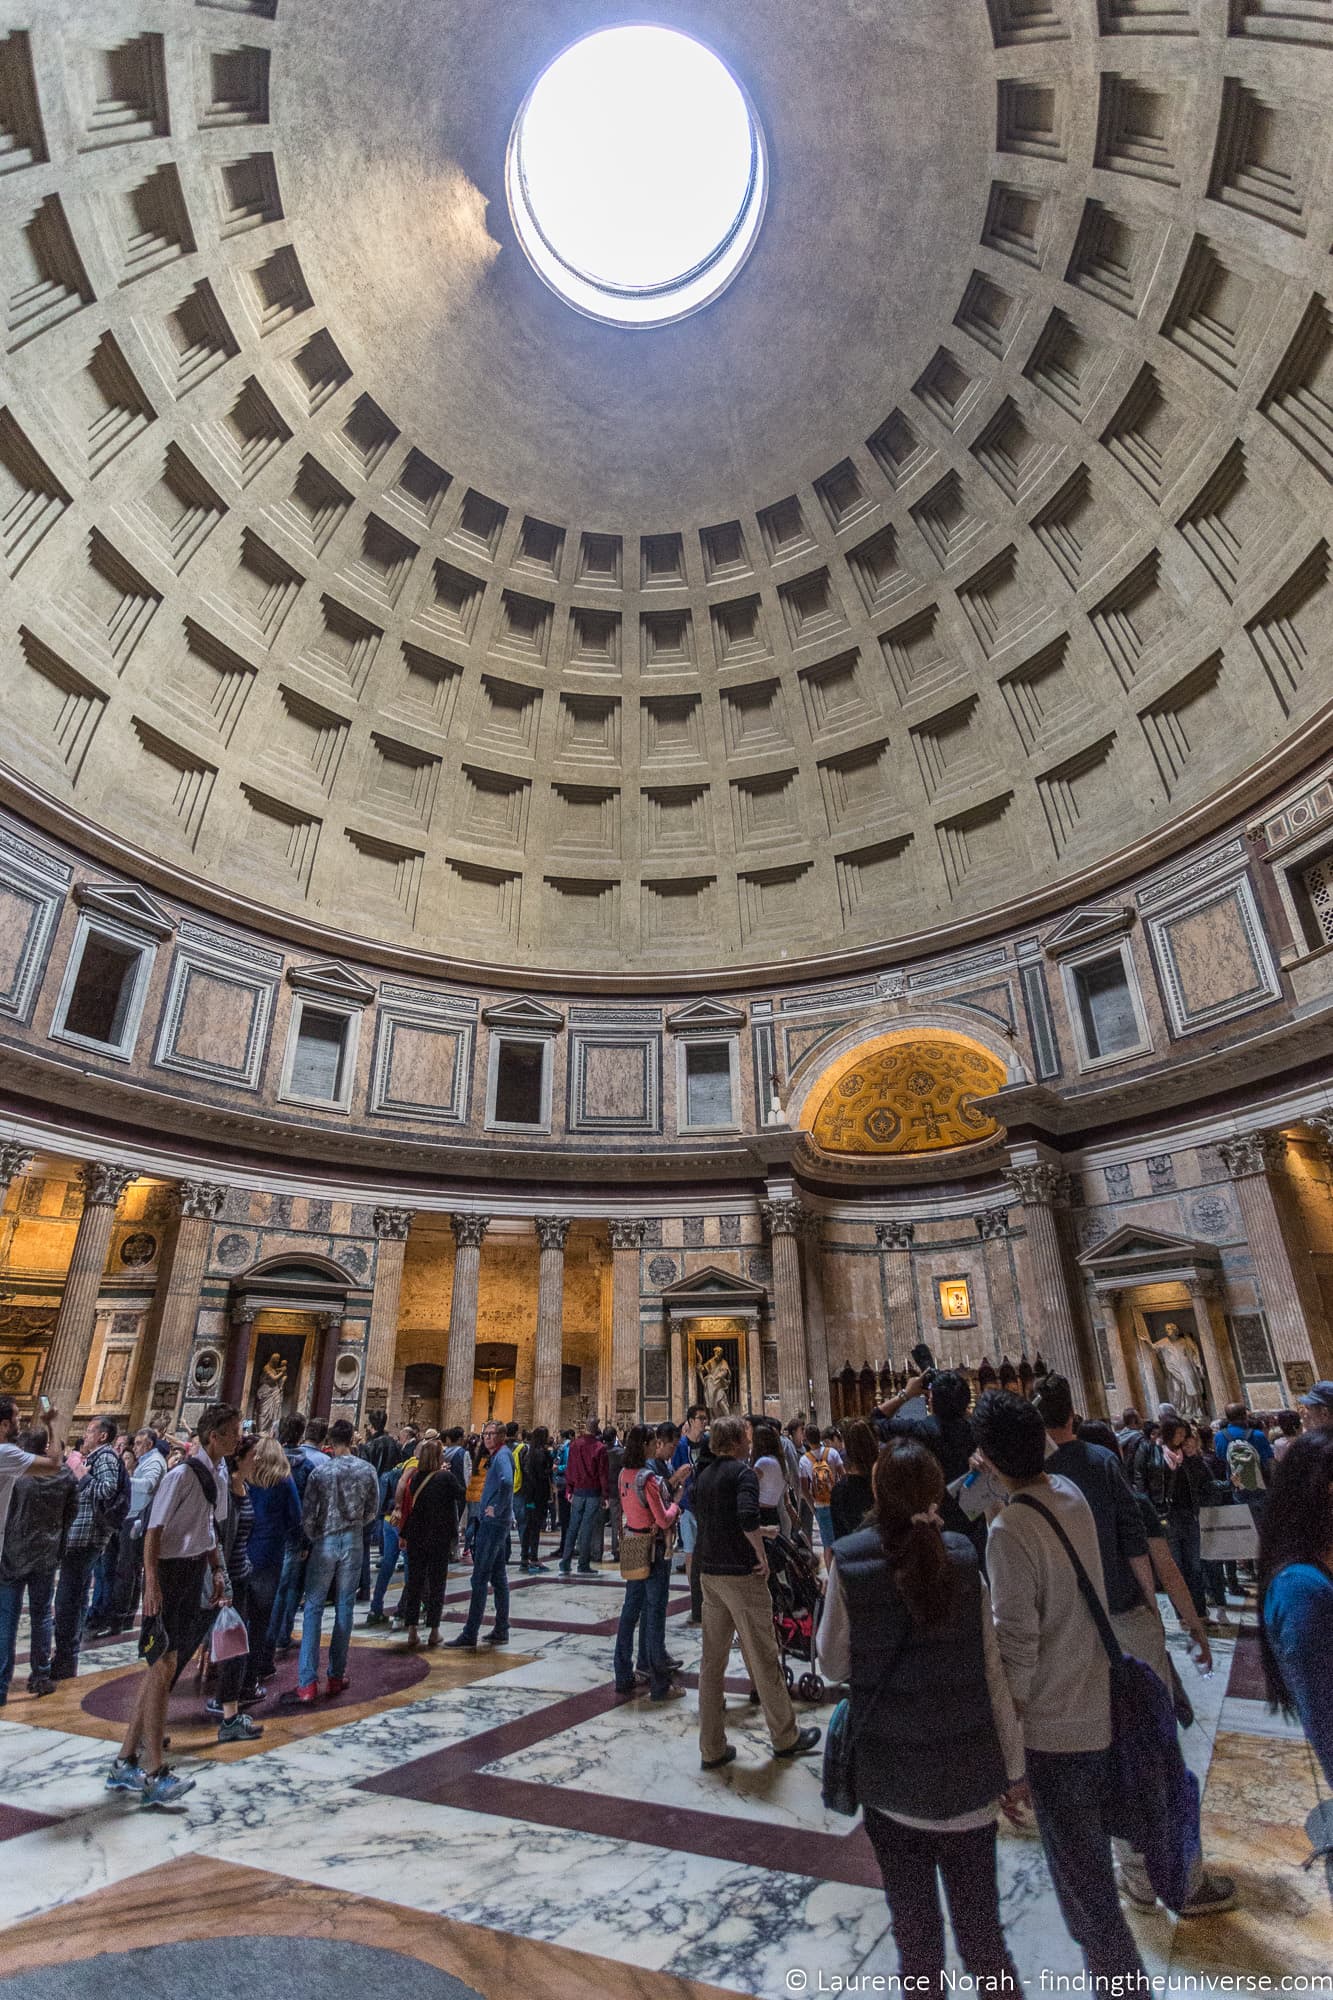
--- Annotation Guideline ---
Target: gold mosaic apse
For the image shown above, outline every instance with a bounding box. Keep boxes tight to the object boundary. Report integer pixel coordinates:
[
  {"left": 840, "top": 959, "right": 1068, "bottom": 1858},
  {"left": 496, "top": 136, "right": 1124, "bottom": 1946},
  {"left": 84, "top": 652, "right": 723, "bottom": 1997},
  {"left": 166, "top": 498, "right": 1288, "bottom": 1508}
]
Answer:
[{"left": 805, "top": 1033, "right": 1006, "bottom": 1156}]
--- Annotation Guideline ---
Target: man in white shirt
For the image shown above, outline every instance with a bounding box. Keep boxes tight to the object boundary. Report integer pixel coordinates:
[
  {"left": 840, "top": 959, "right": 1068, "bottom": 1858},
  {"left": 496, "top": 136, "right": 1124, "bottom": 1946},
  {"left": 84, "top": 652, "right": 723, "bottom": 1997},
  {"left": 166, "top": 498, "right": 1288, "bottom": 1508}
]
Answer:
[
  {"left": 972, "top": 1390, "right": 1144, "bottom": 1983},
  {"left": 107, "top": 1401, "right": 241, "bottom": 1808},
  {"left": 0, "top": 1397, "right": 65, "bottom": 1563}
]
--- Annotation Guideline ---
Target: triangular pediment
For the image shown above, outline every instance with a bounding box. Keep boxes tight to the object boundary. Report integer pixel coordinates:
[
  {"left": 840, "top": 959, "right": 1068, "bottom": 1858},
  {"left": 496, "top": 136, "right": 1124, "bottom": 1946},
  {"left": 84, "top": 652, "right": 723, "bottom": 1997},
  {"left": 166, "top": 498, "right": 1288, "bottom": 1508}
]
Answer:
[
  {"left": 73, "top": 881, "right": 175, "bottom": 939},
  {"left": 1077, "top": 1223, "right": 1215, "bottom": 1271},
  {"left": 481, "top": 996, "right": 564, "bottom": 1033},
  {"left": 660, "top": 1263, "right": 769, "bottom": 1303},
  {"left": 286, "top": 960, "right": 377, "bottom": 1006},
  {"left": 667, "top": 999, "right": 746, "bottom": 1032},
  {"left": 1043, "top": 904, "right": 1134, "bottom": 959}
]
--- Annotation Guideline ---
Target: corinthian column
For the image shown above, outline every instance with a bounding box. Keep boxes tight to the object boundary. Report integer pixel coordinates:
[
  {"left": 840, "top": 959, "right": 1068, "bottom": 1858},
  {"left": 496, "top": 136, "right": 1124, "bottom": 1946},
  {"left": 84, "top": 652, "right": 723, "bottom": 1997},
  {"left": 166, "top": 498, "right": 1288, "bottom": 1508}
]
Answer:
[
  {"left": 609, "top": 1220, "right": 646, "bottom": 1422},
  {"left": 42, "top": 1161, "right": 137, "bottom": 1415},
  {"left": 800, "top": 1213, "right": 833, "bottom": 1424},
  {"left": 1185, "top": 1271, "right": 1240, "bottom": 1413},
  {"left": 875, "top": 1220, "right": 916, "bottom": 1369},
  {"left": 1219, "top": 1133, "right": 1329, "bottom": 1377},
  {"left": 1002, "top": 1163, "right": 1088, "bottom": 1403},
  {"left": 440, "top": 1213, "right": 491, "bottom": 1429},
  {"left": 365, "top": 1207, "right": 413, "bottom": 1421},
  {"left": 130, "top": 1179, "right": 227, "bottom": 1427},
  {"left": 0, "top": 1142, "right": 32, "bottom": 1190},
  {"left": 762, "top": 1198, "right": 811, "bottom": 1420},
  {"left": 974, "top": 1207, "right": 1022, "bottom": 1364},
  {"left": 531, "top": 1217, "right": 572, "bottom": 1433}
]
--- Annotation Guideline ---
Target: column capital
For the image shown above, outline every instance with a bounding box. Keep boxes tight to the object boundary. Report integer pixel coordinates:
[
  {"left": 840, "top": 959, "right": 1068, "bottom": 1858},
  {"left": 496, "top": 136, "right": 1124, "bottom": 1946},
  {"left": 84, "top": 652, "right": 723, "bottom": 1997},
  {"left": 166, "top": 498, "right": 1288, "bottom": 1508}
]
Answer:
[
  {"left": 1302, "top": 1111, "right": 1333, "bottom": 1155},
  {"left": 761, "top": 1198, "right": 806, "bottom": 1239},
  {"left": 1103, "top": 1286, "right": 1124, "bottom": 1310},
  {"left": 535, "top": 1215, "right": 574, "bottom": 1252},
  {"left": 0, "top": 1142, "right": 32, "bottom": 1184},
  {"left": 798, "top": 1210, "right": 823, "bottom": 1243},
  {"left": 974, "top": 1207, "right": 1010, "bottom": 1242},
  {"left": 1218, "top": 1130, "right": 1287, "bottom": 1180},
  {"left": 875, "top": 1220, "right": 914, "bottom": 1251},
  {"left": 372, "top": 1205, "right": 414, "bottom": 1241},
  {"left": 1186, "top": 1270, "right": 1223, "bottom": 1301},
  {"left": 78, "top": 1160, "right": 137, "bottom": 1209},
  {"left": 178, "top": 1179, "right": 227, "bottom": 1221},
  {"left": 1002, "top": 1163, "right": 1069, "bottom": 1209},
  {"left": 449, "top": 1211, "right": 491, "bottom": 1249},
  {"left": 608, "top": 1218, "right": 647, "bottom": 1252},
  {"left": 231, "top": 1303, "right": 257, "bottom": 1331}
]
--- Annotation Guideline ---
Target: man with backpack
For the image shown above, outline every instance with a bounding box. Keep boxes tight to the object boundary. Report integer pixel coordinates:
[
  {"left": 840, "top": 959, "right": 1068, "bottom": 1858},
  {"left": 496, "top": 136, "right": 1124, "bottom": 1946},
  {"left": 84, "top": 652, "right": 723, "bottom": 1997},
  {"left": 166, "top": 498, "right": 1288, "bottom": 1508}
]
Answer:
[
  {"left": 1213, "top": 1402, "right": 1272, "bottom": 1525},
  {"left": 51, "top": 1415, "right": 130, "bottom": 1681},
  {"left": 799, "top": 1425, "right": 843, "bottom": 1570}
]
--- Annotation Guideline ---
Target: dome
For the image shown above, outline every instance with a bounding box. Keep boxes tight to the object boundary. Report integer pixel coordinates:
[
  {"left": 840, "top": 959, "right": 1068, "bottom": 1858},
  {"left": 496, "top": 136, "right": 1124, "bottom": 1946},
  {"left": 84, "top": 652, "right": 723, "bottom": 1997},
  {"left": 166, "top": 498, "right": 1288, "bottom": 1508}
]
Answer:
[{"left": 2, "top": 0, "right": 1331, "bottom": 978}]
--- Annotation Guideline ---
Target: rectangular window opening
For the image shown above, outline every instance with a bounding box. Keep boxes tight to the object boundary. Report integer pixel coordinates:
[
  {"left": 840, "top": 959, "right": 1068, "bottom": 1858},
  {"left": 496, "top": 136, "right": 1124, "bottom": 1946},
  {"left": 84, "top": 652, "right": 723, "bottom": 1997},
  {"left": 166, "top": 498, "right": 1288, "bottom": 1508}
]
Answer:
[
  {"left": 1073, "top": 952, "right": 1139, "bottom": 1060},
  {"left": 494, "top": 1038, "right": 545, "bottom": 1126},
  {"left": 61, "top": 933, "right": 143, "bottom": 1046},
  {"left": 684, "top": 1042, "right": 734, "bottom": 1127},
  {"left": 290, "top": 1006, "right": 348, "bottom": 1101}
]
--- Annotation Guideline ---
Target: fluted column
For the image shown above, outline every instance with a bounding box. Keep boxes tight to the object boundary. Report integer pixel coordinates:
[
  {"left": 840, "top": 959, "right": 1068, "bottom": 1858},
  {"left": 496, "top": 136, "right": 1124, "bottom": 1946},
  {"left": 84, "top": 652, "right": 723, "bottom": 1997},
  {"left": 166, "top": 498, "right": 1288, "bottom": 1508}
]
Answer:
[
  {"left": 130, "top": 1179, "right": 227, "bottom": 1427},
  {"left": 311, "top": 1311, "right": 340, "bottom": 1419},
  {"left": 1186, "top": 1271, "right": 1240, "bottom": 1412},
  {"left": 1220, "top": 1133, "right": 1328, "bottom": 1377},
  {"left": 531, "top": 1216, "right": 572, "bottom": 1433},
  {"left": 1002, "top": 1164, "right": 1087, "bottom": 1402},
  {"left": 597, "top": 1249, "right": 614, "bottom": 1420},
  {"left": 1092, "top": 1286, "right": 1139, "bottom": 1418},
  {"left": 222, "top": 1304, "right": 256, "bottom": 1407},
  {"left": 440, "top": 1213, "right": 491, "bottom": 1429},
  {"left": 609, "top": 1220, "right": 646, "bottom": 1423},
  {"left": 875, "top": 1220, "right": 916, "bottom": 1370},
  {"left": 365, "top": 1207, "right": 413, "bottom": 1422},
  {"left": 799, "top": 1213, "right": 833, "bottom": 1425},
  {"left": 762, "top": 1198, "right": 811, "bottom": 1420},
  {"left": 0, "top": 1143, "right": 32, "bottom": 1270},
  {"left": 42, "top": 1161, "right": 137, "bottom": 1415}
]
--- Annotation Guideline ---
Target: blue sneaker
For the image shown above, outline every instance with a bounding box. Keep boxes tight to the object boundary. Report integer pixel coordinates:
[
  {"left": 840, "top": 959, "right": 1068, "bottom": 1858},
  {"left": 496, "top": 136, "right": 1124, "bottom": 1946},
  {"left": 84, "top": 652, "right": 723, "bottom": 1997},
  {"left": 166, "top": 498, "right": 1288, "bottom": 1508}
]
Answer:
[
  {"left": 106, "top": 1756, "right": 146, "bottom": 1794},
  {"left": 140, "top": 1766, "right": 195, "bottom": 1807}
]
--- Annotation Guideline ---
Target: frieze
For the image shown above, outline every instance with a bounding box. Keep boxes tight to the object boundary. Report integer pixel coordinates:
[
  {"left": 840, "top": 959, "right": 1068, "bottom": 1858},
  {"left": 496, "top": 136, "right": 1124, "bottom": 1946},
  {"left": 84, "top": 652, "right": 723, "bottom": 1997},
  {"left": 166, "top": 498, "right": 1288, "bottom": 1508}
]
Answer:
[
  {"left": 778, "top": 982, "right": 880, "bottom": 1013},
  {"left": 0, "top": 822, "right": 72, "bottom": 885},
  {"left": 569, "top": 1005, "right": 664, "bottom": 1023},
  {"left": 908, "top": 946, "right": 1009, "bottom": 991},
  {"left": 378, "top": 984, "right": 478, "bottom": 1016},
  {"left": 1259, "top": 777, "right": 1333, "bottom": 860},
  {"left": 1135, "top": 837, "right": 1247, "bottom": 912},
  {"left": 177, "top": 921, "right": 283, "bottom": 971}
]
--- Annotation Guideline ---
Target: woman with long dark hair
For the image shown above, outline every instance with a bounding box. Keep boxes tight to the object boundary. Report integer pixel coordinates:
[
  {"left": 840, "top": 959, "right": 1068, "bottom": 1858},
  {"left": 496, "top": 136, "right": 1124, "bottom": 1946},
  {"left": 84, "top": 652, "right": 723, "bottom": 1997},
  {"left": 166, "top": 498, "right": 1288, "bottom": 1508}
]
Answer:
[
  {"left": 1257, "top": 1430, "right": 1333, "bottom": 1787},
  {"left": 830, "top": 1419, "right": 878, "bottom": 1540},
  {"left": 520, "top": 1426, "right": 553, "bottom": 1573},
  {"left": 816, "top": 1441, "right": 1024, "bottom": 1989},
  {"left": 398, "top": 1438, "right": 465, "bottom": 1650}
]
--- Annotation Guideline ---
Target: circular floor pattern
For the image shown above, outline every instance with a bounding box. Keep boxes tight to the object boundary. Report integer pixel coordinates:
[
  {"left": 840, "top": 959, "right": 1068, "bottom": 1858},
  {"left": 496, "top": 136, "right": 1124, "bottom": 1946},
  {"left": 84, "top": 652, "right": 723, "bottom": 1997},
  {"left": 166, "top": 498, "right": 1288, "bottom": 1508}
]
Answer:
[{"left": 0, "top": 1937, "right": 486, "bottom": 2000}]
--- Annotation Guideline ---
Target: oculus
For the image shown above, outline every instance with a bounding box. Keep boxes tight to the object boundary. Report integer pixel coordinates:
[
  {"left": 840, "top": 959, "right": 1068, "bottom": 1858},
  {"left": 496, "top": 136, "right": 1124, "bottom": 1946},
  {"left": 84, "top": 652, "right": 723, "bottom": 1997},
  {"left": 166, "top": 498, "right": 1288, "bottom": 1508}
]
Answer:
[{"left": 507, "top": 25, "right": 767, "bottom": 328}]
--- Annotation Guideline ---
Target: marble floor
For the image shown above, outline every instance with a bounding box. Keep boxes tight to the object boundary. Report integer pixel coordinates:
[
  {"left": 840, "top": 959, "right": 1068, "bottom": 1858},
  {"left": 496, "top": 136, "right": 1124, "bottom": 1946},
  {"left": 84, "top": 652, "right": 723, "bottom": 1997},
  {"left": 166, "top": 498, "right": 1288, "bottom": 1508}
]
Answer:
[{"left": 0, "top": 1535, "right": 1329, "bottom": 1998}]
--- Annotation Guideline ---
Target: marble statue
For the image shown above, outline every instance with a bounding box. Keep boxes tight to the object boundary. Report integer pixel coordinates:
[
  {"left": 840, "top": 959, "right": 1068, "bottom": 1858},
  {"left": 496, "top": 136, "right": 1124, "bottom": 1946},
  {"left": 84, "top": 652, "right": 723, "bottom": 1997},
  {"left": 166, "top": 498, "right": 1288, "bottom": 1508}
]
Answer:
[
  {"left": 1148, "top": 1322, "right": 1205, "bottom": 1422},
  {"left": 253, "top": 1353, "right": 288, "bottom": 1434},
  {"left": 698, "top": 1344, "right": 733, "bottom": 1420}
]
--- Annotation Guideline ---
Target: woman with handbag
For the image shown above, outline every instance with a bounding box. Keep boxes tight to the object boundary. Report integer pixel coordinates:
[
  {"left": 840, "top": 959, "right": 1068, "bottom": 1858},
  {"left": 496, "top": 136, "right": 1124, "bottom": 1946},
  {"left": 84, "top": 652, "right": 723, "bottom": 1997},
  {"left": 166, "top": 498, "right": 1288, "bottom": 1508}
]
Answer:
[
  {"left": 209, "top": 1434, "right": 263, "bottom": 1743},
  {"left": 1258, "top": 1429, "right": 1333, "bottom": 1788},
  {"left": 242, "top": 1434, "right": 300, "bottom": 1698},
  {"left": 613, "top": 1425, "right": 684, "bottom": 1701},
  {"left": 398, "top": 1439, "right": 465, "bottom": 1650},
  {"left": 816, "top": 1441, "right": 1025, "bottom": 1989}
]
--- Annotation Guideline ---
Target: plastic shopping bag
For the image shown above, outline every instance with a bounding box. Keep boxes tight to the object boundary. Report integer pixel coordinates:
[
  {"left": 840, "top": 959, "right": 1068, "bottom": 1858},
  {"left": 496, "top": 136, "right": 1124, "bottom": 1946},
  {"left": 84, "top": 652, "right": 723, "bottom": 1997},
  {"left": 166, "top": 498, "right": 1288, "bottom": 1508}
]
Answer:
[{"left": 210, "top": 1603, "right": 249, "bottom": 1663}]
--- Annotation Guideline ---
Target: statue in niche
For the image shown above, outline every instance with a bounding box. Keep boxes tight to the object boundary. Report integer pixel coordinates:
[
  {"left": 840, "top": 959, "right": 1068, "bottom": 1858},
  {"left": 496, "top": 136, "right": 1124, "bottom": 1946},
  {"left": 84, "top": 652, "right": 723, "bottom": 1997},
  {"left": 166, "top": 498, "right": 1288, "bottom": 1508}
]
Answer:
[
  {"left": 252, "top": 1353, "right": 288, "bottom": 1435},
  {"left": 1146, "top": 1318, "right": 1205, "bottom": 1423},
  {"left": 698, "top": 1344, "right": 733, "bottom": 1421}
]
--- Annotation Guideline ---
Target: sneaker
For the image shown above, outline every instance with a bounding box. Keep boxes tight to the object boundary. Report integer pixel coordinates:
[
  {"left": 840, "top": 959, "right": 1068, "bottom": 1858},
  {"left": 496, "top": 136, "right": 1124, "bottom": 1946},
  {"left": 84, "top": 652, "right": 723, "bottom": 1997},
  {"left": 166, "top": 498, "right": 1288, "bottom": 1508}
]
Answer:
[
  {"left": 529, "top": 1562, "right": 549, "bottom": 1573},
  {"left": 204, "top": 1698, "right": 225, "bottom": 1719},
  {"left": 27, "top": 1675, "right": 55, "bottom": 1697},
  {"left": 773, "top": 1726, "right": 821, "bottom": 1759},
  {"left": 361, "top": 1612, "right": 388, "bottom": 1628},
  {"left": 1179, "top": 1872, "right": 1238, "bottom": 1918},
  {"left": 141, "top": 1766, "right": 195, "bottom": 1807},
  {"left": 106, "top": 1756, "right": 147, "bottom": 1794},
  {"left": 326, "top": 1675, "right": 349, "bottom": 1697},
  {"left": 444, "top": 1634, "right": 477, "bottom": 1650},
  {"left": 296, "top": 1682, "right": 319, "bottom": 1705},
  {"left": 701, "top": 1745, "right": 737, "bottom": 1771},
  {"left": 650, "top": 1684, "right": 686, "bottom": 1703},
  {"left": 1115, "top": 1865, "right": 1158, "bottom": 1910},
  {"left": 217, "top": 1712, "right": 264, "bottom": 1743},
  {"left": 662, "top": 1656, "right": 684, "bottom": 1672}
]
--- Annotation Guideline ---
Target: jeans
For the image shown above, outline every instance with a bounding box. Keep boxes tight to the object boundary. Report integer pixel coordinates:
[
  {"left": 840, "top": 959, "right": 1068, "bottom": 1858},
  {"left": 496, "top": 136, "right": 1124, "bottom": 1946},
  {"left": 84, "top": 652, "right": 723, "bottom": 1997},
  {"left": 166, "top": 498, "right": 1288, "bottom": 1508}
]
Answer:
[
  {"left": 111, "top": 1523, "right": 143, "bottom": 1627},
  {"left": 560, "top": 1491, "right": 604, "bottom": 1571},
  {"left": 457, "top": 1519, "right": 511, "bottom": 1642},
  {"left": 246, "top": 1560, "right": 281, "bottom": 1685},
  {"left": 863, "top": 1811, "right": 1020, "bottom": 1989},
  {"left": 614, "top": 1551, "right": 671, "bottom": 1694},
  {"left": 298, "top": 1530, "right": 360, "bottom": 1689},
  {"left": 1166, "top": 1509, "right": 1207, "bottom": 1620},
  {"left": 0, "top": 1568, "right": 56, "bottom": 1701},
  {"left": 371, "top": 1521, "right": 401, "bottom": 1614},
  {"left": 52, "top": 1543, "right": 101, "bottom": 1678},
  {"left": 268, "top": 1543, "right": 306, "bottom": 1650},
  {"left": 88, "top": 1541, "right": 118, "bottom": 1627},
  {"left": 520, "top": 1503, "right": 545, "bottom": 1569},
  {"left": 1027, "top": 1747, "right": 1144, "bottom": 1979}
]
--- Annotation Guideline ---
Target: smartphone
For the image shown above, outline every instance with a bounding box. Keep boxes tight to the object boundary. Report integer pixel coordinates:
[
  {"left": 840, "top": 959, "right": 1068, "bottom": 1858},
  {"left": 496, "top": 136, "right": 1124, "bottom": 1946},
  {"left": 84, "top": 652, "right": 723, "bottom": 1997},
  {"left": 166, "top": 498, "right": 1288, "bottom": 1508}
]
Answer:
[{"left": 36, "top": 1395, "right": 51, "bottom": 1418}]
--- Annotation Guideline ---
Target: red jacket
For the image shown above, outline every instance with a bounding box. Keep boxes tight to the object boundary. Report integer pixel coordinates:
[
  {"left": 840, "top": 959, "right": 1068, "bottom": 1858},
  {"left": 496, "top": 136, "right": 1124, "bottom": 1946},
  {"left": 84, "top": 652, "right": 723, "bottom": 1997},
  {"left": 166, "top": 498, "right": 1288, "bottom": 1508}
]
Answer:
[{"left": 566, "top": 1433, "right": 610, "bottom": 1499}]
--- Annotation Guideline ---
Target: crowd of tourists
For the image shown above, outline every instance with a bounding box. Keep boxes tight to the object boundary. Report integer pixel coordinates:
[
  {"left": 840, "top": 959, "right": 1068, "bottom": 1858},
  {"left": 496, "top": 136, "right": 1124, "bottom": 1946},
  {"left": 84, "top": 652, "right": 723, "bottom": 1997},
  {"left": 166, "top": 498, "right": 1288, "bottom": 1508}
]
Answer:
[{"left": 0, "top": 1363, "right": 1330, "bottom": 1990}]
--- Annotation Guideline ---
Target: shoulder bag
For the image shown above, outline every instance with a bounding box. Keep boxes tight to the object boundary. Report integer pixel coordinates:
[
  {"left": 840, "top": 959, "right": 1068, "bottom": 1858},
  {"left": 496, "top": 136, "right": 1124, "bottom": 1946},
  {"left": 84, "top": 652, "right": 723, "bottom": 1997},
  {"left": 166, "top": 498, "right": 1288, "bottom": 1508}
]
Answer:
[
  {"left": 1012, "top": 1493, "right": 1201, "bottom": 1912},
  {"left": 821, "top": 1600, "right": 910, "bottom": 1817}
]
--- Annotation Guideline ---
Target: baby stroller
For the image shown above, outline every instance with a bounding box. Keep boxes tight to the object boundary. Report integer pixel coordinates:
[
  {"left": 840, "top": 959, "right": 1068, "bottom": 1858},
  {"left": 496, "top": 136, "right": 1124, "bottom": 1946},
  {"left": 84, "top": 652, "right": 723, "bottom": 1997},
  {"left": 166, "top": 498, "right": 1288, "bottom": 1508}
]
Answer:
[{"left": 766, "top": 1528, "right": 826, "bottom": 1702}]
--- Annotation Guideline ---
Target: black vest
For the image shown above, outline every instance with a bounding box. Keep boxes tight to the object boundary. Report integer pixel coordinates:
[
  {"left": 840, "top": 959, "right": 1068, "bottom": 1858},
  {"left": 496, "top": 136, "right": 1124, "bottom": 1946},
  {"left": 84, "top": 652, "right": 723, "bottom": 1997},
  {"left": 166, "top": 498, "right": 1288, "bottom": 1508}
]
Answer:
[{"left": 835, "top": 1525, "right": 1007, "bottom": 1821}]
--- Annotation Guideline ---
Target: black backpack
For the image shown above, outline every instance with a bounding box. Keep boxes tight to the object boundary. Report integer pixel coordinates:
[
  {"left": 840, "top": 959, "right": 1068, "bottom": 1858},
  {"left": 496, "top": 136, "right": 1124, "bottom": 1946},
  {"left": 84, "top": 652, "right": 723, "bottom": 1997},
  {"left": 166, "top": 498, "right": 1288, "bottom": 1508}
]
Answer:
[{"left": 92, "top": 1448, "right": 132, "bottom": 1538}]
